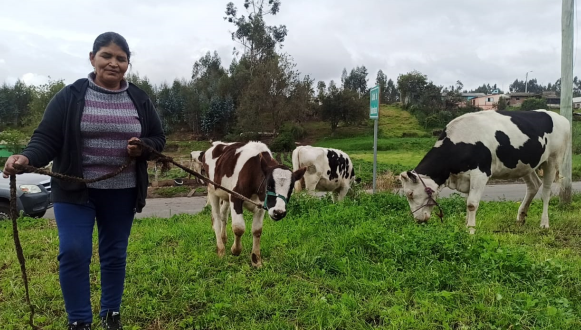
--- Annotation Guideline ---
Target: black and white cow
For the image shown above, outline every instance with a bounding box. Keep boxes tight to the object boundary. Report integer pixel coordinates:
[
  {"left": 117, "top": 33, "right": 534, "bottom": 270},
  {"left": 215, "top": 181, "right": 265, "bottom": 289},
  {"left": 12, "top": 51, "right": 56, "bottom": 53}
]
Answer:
[
  {"left": 202, "top": 141, "right": 306, "bottom": 267},
  {"left": 399, "top": 110, "right": 570, "bottom": 233},
  {"left": 292, "top": 146, "right": 360, "bottom": 201}
]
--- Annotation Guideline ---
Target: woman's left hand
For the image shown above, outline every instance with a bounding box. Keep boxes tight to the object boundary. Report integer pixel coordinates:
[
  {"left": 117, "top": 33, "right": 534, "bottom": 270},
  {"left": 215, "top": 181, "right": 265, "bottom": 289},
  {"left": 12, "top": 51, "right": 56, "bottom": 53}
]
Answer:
[{"left": 127, "top": 137, "right": 142, "bottom": 157}]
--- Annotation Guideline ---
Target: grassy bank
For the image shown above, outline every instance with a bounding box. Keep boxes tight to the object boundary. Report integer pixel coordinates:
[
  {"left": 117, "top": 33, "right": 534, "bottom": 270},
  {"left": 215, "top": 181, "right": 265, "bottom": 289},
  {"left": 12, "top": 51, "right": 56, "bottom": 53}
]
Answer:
[{"left": 2, "top": 193, "right": 581, "bottom": 329}]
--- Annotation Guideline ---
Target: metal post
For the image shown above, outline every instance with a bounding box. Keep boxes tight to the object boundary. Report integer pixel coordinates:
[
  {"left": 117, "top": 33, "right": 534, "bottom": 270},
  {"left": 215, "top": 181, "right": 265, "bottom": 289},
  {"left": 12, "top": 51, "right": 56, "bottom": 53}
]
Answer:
[
  {"left": 373, "top": 118, "right": 378, "bottom": 193},
  {"left": 560, "top": 0, "right": 573, "bottom": 203}
]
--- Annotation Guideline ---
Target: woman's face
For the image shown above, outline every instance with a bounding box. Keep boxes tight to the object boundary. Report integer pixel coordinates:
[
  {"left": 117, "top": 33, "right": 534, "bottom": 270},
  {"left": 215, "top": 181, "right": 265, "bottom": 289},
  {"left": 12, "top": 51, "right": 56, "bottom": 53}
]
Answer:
[{"left": 89, "top": 42, "right": 129, "bottom": 89}]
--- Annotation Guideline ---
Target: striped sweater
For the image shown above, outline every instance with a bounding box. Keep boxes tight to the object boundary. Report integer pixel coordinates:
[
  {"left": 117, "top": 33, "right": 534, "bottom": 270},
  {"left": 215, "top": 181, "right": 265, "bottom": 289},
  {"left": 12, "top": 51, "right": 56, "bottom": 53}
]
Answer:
[{"left": 81, "top": 74, "right": 141, "bottom": 189}]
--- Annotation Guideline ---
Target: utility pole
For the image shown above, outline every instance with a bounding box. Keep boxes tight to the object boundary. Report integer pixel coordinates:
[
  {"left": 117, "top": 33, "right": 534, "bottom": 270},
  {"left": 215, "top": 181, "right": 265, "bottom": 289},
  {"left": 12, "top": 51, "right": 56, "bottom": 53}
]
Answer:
[
  {"left": 525, "top": 70, "right": 533, "bottom": 93},
  {"left": 560, "top": 0, "right": 573, "bottom": 203}
]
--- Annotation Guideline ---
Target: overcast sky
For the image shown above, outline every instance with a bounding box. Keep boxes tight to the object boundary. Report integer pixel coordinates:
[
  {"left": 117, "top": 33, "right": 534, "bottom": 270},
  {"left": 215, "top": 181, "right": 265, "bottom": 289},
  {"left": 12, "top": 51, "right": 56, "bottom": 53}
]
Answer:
[{"left": 0, "top": 0, "right": 577, "bottom": 92}]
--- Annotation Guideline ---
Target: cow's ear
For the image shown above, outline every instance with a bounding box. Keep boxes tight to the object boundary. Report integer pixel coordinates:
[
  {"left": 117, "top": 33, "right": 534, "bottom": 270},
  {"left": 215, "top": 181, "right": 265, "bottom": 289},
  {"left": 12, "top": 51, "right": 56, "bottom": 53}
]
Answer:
[
  {"left": 293, "top": 167, "right": 307, "bottom": 181},
  {"left": 407, "top": 171, "right": 418, "bottom": 183}
]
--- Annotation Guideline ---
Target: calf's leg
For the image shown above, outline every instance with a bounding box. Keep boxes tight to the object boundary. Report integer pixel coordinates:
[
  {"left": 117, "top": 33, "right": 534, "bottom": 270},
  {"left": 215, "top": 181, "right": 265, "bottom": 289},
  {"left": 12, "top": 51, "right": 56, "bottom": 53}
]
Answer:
[
  {"left": 230, "top": 199, "right": 245, "bottom": 256},
  {"left": 208, "top": 192, "right": 225, "bottom": 257},
  {"left": 250, "top": 209, "right": 265, "bottom": 268}
]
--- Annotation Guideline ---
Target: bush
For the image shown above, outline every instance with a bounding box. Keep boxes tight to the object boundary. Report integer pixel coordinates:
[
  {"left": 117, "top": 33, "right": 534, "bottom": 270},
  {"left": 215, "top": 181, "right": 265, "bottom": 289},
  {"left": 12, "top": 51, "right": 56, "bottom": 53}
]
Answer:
[
  {"left": 280, "top": 122, "right": 306, "bottom": 140},
  {"left": 223, "top": 133, "right": 241, "bottom": 142},
  {"left": 269, "top": 132, "right": 295, "bottom": 152},
  {"left": 239, "top": 132, "right": 261, "bottom": 142},
  {"left": 521, "top": 97, "right": 548, "bottom": 111}
]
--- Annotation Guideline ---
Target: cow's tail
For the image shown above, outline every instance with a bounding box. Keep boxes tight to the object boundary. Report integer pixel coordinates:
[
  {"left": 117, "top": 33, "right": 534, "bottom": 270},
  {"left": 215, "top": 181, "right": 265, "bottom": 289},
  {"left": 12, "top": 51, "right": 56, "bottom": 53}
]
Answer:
[{"left": 292, "top": 147, "right": 303, "bottom": 192}]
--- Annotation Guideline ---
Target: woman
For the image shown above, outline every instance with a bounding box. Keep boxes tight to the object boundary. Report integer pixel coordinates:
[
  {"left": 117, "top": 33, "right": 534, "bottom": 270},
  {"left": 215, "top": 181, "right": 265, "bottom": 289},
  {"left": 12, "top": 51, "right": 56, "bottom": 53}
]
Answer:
[{"left": 2, "top": 32, "right": 165, "bottom": 330}]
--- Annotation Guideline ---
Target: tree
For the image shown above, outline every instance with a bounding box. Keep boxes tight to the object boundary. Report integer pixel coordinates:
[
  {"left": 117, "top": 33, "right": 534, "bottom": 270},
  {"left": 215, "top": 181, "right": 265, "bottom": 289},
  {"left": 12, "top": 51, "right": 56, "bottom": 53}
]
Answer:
[
  {"left": 496, "top": 96, "right": 508, "bottom": 110},
  {"left": 385, "top": 78, "right": 399, "bottom": 104},
  {"left": 126, "top": 72, "right": 157, "bottom": 105},
  {"left": 201, "top": 96, "right": 235, "bottom": 139},
  {"left": 236, "top": 54, "right": 303, "bottom": 134},
  {"left": 22, "top": 79, "right": 65, "bottom": 133},
  {"left": 376, "top": 70, "right": 388, "bottom": 103},
  {"left": 224, "top": 0, "right": 287, "bottom": 73},
  {"left": 0, "top": 129, "right": 28, "bottom": 153},
  {"left": 320, "top": 83, "right": 366, "bottom": 132},
  {"left": 0, "top": 80, "right": 34, "bottom": 128},
  {"left": 342, "top": 66, "right": 368, "bottom": 96},
  {"left": 521, "top": 98, "right": 547, "bottom": 111},
  {"left": 397, "top": 70, "right": 427, "bottom": 107},
  {"left": 156, "top": 80, "right": 186, "bottom": 134}
]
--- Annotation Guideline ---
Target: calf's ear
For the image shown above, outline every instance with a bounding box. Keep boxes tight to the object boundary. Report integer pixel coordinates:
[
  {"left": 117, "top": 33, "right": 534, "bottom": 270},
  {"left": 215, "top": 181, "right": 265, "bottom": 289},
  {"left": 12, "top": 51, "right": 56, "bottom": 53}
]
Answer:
[{"left": 293, "top": 167, "right": 307, "bottom": 181}]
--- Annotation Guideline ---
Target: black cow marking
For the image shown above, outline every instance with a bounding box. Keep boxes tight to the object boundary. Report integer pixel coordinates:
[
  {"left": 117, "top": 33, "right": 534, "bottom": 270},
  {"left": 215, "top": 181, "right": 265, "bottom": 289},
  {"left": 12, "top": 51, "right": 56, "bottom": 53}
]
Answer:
[
  {"left": 415, "top": 134, "right": 493, "bottom": 186},
  {"left": 415, "top": 111, "right": 555, "bottom": 185},
  {"left": 495, "top": 111, "right": 554, "bottom": 169},
  {"left": 327, "top": 150, "right": 350, "bottom": 180}
]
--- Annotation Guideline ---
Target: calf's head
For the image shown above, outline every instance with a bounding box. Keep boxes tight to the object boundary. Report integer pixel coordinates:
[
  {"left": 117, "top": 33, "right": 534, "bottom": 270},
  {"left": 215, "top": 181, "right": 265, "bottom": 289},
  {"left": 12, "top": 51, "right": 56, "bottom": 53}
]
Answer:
[
  {"left": 262, "top": 162, "right": 306, "bottom": 221},
  {"left": 398, "top": 171, "right": 440, "bottom": 222}
]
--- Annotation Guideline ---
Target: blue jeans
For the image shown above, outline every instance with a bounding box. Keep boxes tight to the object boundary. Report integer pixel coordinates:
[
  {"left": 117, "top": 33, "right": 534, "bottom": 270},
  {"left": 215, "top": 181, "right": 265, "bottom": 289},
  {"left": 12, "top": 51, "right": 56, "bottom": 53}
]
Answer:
[{"left": 54, "top": 188, "right": 136, "bottom": 324}]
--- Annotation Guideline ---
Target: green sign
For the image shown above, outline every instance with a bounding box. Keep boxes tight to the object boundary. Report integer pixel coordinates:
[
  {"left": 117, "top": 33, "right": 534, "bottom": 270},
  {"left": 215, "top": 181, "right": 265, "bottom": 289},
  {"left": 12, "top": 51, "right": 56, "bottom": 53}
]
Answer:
[{"left": 370, "top": 85, "right": 379, "bottom": 119}]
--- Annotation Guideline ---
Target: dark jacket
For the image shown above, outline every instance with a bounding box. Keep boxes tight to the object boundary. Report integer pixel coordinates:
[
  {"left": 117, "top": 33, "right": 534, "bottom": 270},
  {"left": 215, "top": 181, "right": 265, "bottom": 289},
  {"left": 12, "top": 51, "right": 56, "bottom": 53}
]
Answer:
[{"left": 21, "top": 78, "right": 165, "bottom": 212}]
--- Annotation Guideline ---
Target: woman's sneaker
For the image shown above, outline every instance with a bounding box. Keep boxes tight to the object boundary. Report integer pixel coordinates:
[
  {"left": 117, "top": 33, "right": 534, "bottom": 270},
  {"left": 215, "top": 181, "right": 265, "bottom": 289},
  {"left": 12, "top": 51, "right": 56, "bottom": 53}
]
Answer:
[
  {"left": 68, "top": 322, "right": 92, "bottom": 330},
  {"left": 100, "top": 311, "right": 122, "bottom": 330}
]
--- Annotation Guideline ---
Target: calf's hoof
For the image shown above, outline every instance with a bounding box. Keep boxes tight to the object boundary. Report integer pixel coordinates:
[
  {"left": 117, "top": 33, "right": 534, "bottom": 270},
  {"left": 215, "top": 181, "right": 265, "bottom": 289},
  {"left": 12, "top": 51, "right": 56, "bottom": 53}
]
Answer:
[
  {"left": 231, "top": 245, "right": 242, "bottom": 256},
  {"left": 468, "top": 227, "right": 476, "bottom": 235},
  {"left": 540, "top": 224, "right": 550, "bottom": 229},
  {"left": 216, "top": 247, "right": 225, "bottom": 258},
  {"left": 251, "top": 253, "right": 262, "bottom": 268}
]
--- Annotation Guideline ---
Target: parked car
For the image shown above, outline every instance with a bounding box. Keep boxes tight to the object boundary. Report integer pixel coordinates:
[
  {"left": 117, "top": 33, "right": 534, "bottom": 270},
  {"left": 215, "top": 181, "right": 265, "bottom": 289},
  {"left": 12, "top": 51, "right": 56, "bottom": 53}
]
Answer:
[{"left": 0, "top": 173, "right": 52, "bottom": 220}]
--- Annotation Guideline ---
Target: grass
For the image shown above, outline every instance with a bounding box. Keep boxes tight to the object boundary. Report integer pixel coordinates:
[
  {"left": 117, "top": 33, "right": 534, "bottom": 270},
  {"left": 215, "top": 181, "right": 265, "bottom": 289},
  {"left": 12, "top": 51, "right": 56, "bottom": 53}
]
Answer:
[
  {"left": 2, "top": 193, "right": 581, "bottom": 329},
  {"left": 377, "top": 105, "right": 430, "bottom": 138}
]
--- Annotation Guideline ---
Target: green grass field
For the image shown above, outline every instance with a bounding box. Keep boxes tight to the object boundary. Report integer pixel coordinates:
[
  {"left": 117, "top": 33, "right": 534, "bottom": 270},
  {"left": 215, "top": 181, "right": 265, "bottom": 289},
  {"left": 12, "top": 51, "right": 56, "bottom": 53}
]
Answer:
[{"left": 2, "top": 193, "right": 581, "bottom": 329}]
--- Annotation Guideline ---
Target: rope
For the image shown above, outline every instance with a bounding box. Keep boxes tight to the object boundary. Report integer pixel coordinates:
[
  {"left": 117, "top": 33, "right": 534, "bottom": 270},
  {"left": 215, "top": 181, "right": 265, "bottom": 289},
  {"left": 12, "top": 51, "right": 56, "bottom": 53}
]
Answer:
[{"left": 7, "top": 140, "right": 264, "bottom": 328}]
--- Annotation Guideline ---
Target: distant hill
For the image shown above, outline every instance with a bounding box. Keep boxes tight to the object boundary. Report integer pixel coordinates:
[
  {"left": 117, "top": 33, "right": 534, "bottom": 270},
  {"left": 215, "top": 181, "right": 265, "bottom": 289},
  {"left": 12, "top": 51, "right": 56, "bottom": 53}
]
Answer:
[{"left": 302, "top": 104, "right": 430, "bottom": 144}]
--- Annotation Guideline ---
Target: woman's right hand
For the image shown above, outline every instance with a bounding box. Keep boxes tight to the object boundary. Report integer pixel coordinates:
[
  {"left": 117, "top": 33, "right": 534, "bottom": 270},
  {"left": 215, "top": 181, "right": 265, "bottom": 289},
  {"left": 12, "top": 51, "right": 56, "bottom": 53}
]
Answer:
[{"left": 2, "top": 155, "right": 30, "bottom": 178}]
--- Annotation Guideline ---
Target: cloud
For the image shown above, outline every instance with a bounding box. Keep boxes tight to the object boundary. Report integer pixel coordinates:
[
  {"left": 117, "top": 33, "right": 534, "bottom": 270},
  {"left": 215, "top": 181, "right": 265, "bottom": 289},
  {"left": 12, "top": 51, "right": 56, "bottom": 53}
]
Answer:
[{"left": 0, "top": 0, "right": 577, "bottom": 92}]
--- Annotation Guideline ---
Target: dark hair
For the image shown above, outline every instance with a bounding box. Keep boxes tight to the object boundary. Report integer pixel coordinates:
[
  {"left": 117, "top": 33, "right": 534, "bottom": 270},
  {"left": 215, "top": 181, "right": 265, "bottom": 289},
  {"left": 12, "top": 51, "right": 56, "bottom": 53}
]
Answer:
[{"left": 92, "top": 32, "right": 131, "bottom": 62}]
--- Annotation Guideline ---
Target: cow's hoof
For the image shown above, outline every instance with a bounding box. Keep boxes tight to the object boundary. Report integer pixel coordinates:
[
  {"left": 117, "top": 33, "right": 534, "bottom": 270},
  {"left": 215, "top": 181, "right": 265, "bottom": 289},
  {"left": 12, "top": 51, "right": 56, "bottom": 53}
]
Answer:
[
  {"left": 217, "top": 248, "right": 225, "bottom": 258},
  {"left": 251, "top": 253, "right": 262, "bottom": 268},
  {"left": 540, "top": 224, "right": 550, "bottom": 229},
  {"left": 468, "top": 227, "right": 476, "bottom": 235},
  {"left": 231, "top": 246, "right": 242, "bottom": 256}
]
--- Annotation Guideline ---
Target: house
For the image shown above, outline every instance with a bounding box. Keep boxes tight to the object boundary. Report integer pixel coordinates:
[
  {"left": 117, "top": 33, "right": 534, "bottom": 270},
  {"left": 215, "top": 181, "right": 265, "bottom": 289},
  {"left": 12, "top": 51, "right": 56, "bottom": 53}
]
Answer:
[
  {"left": 542, "top": 92, "right": 560, "bottom": 108},
  {"left": 460, "top": 92, "right": 486, "bottom": 101},
  {"left": 573, "top": 97, "right": 581, "bottom": 109},
  {"left": 469, "top": 94, "right": 509, "bottom": 110},
  {"left": 508, "top": 92, "right": 537, "bottom": 107}
]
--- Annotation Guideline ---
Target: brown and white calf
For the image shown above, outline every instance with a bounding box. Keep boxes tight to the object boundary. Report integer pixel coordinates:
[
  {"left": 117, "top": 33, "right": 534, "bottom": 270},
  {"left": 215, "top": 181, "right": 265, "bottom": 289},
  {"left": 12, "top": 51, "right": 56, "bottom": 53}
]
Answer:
[
  {"left": 188, "top": 150, "right": 205, "bottom": 182},
  {"left": 202, "top": 141, "right": 306, "bottom": 267}
]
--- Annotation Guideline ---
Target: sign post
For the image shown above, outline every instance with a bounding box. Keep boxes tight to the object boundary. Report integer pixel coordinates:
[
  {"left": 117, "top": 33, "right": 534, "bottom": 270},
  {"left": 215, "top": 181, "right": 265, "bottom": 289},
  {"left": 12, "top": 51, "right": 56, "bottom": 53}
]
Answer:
[{"left": 370, "top": 85, "right": 380, "bottom": 193}]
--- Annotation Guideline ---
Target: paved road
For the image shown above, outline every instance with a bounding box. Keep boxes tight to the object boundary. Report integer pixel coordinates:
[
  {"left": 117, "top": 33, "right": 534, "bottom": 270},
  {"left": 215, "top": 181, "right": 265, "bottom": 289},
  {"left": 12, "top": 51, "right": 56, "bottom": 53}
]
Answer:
[{"left": 44, "top": 182, "right": 581, "bottom": 220}]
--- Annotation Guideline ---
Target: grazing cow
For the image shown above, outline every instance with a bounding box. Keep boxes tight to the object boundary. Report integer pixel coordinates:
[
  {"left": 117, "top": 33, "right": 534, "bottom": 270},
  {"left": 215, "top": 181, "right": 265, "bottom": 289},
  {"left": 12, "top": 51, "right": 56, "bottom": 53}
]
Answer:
[
  {"left": 202, "top": 141, "right": 306, "bottom": 267},
  {"left": 188, "top": 150, "right": 205, "bottom": 181},
  {"left": 292, "top": 146, "right": 361, "bottom": 201},
  {"left": 399, "top": 110, "right": 570, "bottom": 233}
]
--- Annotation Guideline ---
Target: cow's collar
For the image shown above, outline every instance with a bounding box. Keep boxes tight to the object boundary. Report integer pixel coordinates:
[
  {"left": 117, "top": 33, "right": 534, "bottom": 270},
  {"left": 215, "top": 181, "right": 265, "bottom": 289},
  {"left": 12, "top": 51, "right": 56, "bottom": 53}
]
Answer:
[
  {"left": 263, "top": 191, "right": 288, "bottom": 210},
  {"left": 410, "top": 170, "right": 444, "bottom": 222},
  {"left": 257, "top": 175, "right": 288, "bottom": 210}
]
